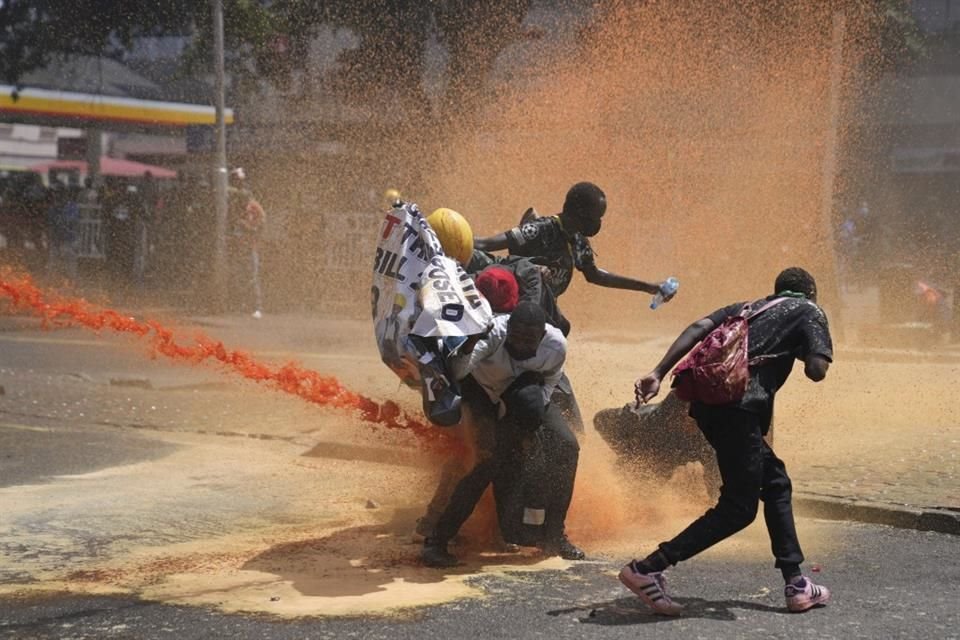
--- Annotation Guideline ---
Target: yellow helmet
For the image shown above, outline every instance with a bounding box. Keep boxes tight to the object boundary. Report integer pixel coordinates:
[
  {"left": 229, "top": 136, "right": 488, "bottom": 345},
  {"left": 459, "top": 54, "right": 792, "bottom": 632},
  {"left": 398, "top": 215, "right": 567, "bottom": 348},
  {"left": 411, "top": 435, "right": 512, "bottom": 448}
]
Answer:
[
  {"left": 427, "top": 207, "right": 474, "bottom": 264},
  {"left": 393, "top": 293, "right": 406, "bottom": 308}
]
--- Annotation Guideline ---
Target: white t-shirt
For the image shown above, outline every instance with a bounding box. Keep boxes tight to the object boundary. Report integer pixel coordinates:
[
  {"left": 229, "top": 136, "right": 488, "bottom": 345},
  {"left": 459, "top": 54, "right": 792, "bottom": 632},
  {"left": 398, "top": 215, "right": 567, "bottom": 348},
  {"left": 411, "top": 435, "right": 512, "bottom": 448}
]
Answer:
[{"left": 451, "top": 314, "right": 566, "bottom": 407}]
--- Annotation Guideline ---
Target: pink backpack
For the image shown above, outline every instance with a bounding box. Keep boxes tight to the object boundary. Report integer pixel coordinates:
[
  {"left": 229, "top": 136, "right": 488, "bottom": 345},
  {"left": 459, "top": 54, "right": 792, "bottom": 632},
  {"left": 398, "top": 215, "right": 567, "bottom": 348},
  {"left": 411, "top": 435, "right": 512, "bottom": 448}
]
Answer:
[{"left": 672, "top": 298, "right": 788, "bottom": 405}]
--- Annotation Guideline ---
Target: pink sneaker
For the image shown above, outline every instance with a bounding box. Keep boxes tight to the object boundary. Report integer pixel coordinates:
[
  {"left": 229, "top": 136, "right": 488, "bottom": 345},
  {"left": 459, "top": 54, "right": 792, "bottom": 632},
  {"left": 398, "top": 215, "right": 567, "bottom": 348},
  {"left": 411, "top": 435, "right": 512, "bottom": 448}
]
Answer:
[
  {"left": 785, "top": 576, "right": 830, "bottom": 612},
  {"left": 618, "top": 561, "right": 684, "bottom": 616}
]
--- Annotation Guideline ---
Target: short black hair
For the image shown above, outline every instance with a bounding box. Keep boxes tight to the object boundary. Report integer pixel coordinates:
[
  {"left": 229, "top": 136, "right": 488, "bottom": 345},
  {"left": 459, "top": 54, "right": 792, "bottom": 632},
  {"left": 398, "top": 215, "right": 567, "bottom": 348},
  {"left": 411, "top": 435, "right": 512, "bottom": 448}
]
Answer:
[
  {"left": 775, "top": 267, "right": 817, "bottom": 298},
  {"left": 562, "top": 182, "right": 606, "bottom": 220},
  {"left": 508, "top": 300, "right": 546, "bottom": 330}
]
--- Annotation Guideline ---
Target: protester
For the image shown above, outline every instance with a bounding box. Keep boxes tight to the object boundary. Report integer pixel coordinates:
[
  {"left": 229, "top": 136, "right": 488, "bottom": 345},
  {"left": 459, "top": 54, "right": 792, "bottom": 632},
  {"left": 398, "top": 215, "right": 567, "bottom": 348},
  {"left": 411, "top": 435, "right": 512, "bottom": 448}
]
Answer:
[
  {"left": 472, "top": 182, "right": 675, "bottom": 437},
  {"left": 412, "top": 207, "right": 483, "bottom": 539},
  {"left": 472, "top": 258, "right": 570, "bottom": 336},
  {"left": 420, "top": 301, "right": 583, "bottom": 567},
  {"left": 622, "top": 267, "right": 833, "bottom": 615},
  {"left": 415, "top": 210, "right": 580, "bottom": 546},
  {"left": 474, "top": 182, "right": 675, "bottom": 305},
  {"left": 472, "top": 260, "right": 582, "bottom": 433}
]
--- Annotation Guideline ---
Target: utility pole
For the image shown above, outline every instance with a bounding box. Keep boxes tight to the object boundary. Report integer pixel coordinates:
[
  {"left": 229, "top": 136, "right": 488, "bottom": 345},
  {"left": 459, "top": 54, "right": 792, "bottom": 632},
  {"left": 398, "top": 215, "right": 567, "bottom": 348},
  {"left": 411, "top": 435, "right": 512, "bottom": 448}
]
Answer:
[
  {"left": 211, "top": 0, "right": 229, "bottom": 310},
  {"left": 820, "top": 11, "right": 846, "bottom": 339}
]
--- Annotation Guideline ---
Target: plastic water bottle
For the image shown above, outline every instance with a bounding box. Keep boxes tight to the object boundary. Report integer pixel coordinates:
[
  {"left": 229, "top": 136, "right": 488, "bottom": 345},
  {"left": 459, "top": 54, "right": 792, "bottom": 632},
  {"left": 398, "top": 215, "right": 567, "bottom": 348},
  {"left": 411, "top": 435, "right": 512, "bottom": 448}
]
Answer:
[{"left": 650, "top": 277, "right": 679, "bottom": 310}]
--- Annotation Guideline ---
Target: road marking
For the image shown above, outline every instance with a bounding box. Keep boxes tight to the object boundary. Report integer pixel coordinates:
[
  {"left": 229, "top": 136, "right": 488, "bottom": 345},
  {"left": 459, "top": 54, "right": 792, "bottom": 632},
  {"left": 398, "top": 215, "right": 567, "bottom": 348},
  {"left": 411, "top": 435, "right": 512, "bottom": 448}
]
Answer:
[
  {"left": 0, "top": 334, "right": 106, "bottom": 347},
  {"left": 0, "top": 421, "right": 52, "bottom": 432}
]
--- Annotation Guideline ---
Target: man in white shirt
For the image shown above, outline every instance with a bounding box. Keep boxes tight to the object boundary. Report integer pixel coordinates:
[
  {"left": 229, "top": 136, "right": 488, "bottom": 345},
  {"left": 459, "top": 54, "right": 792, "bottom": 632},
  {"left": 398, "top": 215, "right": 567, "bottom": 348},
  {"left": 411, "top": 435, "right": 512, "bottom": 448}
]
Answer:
[
  {"left": 450, "top": 304, "right": 566, "bottom": 410},
  {"left": 421, "top": 301, "right": 583, "bottom": 567}
]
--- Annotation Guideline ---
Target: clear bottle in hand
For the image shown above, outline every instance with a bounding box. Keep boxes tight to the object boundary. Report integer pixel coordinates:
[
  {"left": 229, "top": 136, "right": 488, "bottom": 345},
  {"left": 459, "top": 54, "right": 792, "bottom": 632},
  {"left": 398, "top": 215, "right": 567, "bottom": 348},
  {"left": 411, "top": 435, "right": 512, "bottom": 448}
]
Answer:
[{"left": 650, "top": 277, "right": 679, "bottom": 310}]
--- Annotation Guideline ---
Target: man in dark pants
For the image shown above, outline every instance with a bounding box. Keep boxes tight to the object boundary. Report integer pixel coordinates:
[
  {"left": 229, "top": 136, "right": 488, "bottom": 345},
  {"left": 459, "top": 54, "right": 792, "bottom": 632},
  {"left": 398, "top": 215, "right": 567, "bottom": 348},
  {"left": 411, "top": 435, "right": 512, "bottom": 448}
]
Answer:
[
  {"left": 421, "top": 302, "right": 583, "bottom": 568},
  {"left": 621, "top": 267, "right": 833, "bottom": 615}
]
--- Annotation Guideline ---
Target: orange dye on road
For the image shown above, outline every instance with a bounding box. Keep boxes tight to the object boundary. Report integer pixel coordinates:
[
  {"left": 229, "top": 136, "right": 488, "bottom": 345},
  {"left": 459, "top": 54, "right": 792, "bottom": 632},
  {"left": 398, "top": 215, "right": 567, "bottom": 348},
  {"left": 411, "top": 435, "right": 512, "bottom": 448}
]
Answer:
[{"left": 0, "top": 271, "right": 460, "bottom": 455}]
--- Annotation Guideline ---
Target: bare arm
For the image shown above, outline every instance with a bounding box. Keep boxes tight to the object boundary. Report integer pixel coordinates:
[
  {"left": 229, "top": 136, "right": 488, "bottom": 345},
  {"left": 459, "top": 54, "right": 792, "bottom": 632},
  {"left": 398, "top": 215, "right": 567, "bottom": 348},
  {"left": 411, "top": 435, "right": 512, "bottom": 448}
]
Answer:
[
  {"left": 580, "top": 262, "right": 662, "bottom": 295},
  {"left": 804, "top": 354, "right": 830, "bottom": 381},
  {"left": 474, "top": 232, "right": 510, "bottom": 252},
  {"left": 635, "top": 317, "right": 716, "bottom": 404}
]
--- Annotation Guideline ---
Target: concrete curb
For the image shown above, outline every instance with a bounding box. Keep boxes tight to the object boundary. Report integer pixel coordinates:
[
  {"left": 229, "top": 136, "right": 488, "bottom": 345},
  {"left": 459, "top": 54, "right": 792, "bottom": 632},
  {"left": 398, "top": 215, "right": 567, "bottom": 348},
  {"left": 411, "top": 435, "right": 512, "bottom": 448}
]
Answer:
[{"left": 794, "top": 493, "right": 960, "bottom": 536}]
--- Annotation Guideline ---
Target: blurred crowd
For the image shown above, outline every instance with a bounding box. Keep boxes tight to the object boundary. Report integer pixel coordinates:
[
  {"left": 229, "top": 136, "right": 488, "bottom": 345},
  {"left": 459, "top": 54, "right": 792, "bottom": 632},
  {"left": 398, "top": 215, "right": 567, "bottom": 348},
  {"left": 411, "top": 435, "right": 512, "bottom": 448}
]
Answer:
[{"left": 0, "top": 168, "right": 266, "bottom": 312}]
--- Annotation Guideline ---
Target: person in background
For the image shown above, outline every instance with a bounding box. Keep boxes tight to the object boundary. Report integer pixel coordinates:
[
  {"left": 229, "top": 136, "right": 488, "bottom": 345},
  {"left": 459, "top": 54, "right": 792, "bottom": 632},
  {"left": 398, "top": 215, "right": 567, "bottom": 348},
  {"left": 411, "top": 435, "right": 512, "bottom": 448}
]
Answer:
[
  {"left": 80, "top": 177, "right": 99, "bottom": 206},
  {"left": 45, "top": 182, "right": 78, "bottom": 279},
  {"left": 228, "top": 168, "right": 266, "bottom": 318}
]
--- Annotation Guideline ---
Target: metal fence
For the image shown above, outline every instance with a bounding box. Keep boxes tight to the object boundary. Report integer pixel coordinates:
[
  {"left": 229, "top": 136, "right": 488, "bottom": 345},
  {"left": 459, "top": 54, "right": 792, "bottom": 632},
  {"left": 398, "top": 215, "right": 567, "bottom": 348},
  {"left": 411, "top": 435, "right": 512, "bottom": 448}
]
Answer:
[{"left": 75, "top": 204, "right": 105, "bottom": 260}]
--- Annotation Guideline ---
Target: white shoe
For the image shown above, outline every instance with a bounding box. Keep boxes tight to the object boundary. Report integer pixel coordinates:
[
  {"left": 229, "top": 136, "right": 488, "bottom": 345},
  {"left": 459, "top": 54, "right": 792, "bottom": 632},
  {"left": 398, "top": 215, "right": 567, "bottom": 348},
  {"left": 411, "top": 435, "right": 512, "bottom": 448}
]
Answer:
[
  {"left": 252, "top": 310, "right": 263, "bottom": 319},
  {"left": 618, "top": 562, "right": 684, "bottom": 616},
  {"left": 785, "top": 576, "right": 830, "bottom": 612}
]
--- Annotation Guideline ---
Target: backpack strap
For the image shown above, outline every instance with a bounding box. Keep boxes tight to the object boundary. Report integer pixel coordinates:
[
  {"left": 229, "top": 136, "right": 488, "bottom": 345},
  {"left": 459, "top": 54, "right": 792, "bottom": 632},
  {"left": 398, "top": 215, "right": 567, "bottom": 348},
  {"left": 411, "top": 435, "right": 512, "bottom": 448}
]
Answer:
[
  {"left": 743, "top": 296, "right": 790, "bottom": 321},
  {"left": 744, "top": 297, "right": 794, "bottom": 366}
]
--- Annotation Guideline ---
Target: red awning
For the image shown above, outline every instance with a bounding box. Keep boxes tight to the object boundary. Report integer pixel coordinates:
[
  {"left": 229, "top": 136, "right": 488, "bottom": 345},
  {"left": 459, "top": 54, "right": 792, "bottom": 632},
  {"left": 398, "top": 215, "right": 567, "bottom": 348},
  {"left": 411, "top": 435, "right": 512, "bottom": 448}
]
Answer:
[{"left": 28, "top": 156, "right": 177, "bottom": 179}]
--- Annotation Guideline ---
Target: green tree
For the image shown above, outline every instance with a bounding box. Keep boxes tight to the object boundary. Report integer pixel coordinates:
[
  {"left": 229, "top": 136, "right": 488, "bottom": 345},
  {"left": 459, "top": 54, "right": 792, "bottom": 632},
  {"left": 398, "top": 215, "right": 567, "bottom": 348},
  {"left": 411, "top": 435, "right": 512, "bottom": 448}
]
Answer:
[{"left": 1, "top": 0, "right": 535, "bottom": 123}]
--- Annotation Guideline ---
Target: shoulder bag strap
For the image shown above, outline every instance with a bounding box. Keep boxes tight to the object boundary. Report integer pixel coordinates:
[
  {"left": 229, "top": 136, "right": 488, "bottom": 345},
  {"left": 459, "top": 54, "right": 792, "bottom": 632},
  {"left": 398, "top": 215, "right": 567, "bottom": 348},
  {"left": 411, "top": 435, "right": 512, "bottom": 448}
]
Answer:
[
  {"left": 746, "top": 297, "right": 795, "bottom": 365},
  {"left": 746, "top": 296, "right": 790, "bottom": 321}
]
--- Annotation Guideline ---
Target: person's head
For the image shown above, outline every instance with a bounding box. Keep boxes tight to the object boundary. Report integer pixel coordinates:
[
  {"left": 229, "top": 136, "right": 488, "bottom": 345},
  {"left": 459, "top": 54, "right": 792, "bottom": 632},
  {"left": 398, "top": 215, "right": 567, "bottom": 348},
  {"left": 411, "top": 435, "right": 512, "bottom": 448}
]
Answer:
[
  {"left": 476, "top": 266, "right": 519, "bottom": 313},
  {"left": 774, "top": 267, "right": 817, "bottom": 301},
  {"left": 561, "top": 181, "right": 606, "bottom": 237},
  {"left": 506, "top": 301, "right": 546, "bottom": 361},
  {"left": 427, "top": 207, "right": 474, "bottom": 264},
  {"left": 229, "top": 167, "right": 246, "bottom": 185}
]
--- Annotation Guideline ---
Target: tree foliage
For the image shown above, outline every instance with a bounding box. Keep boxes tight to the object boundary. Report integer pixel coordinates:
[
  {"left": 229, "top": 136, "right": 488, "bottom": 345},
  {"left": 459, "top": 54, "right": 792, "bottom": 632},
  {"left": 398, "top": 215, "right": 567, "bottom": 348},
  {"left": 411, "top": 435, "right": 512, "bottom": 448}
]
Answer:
[
  {"left": 0, "top": 0, "right": 199, "bottom": 86},
  {"left": 1, "top": 1, "right": 922, "bottom": 117},
  {"left": 1, "top": 0, "right": 533, "bottom": 121}
]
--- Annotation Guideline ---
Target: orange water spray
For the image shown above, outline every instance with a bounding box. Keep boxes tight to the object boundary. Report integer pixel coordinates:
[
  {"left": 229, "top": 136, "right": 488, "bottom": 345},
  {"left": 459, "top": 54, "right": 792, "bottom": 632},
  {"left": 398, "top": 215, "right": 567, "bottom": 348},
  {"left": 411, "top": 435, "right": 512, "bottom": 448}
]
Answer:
[{"left": 0, "top": 270, "right": 461, "bottom": 455}]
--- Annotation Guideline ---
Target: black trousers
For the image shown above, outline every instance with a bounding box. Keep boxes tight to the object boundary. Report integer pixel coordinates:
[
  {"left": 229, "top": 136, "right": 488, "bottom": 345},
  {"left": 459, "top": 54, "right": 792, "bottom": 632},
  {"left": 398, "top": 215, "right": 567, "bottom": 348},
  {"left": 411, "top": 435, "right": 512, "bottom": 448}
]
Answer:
[
  {"left": 659, "top": 407, "right": 804, "bottom": 572},
  {"left": 431, "top": 377, "right": 580, "bottom": 544}
]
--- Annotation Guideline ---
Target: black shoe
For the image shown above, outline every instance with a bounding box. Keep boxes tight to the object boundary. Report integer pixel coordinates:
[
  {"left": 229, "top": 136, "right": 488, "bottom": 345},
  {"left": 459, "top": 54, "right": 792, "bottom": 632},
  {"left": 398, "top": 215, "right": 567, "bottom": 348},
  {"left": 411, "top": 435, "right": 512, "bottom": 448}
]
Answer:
[
  {"left": 540, "top": 535, "right": 586, "bottom": 560},
  {"left": 421, "top": 539, "right": 459, "bottom": 568}
]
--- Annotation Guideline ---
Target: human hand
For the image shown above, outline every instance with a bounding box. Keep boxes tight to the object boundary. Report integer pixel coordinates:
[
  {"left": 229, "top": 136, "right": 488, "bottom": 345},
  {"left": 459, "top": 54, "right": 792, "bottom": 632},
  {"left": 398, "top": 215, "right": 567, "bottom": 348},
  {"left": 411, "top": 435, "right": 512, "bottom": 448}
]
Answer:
[
  {"left": 634, "top": 372, "right": 661, "bottom": 406},
  {"left": 461, "top": 334, "right": 482, "bottom": 355}
]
